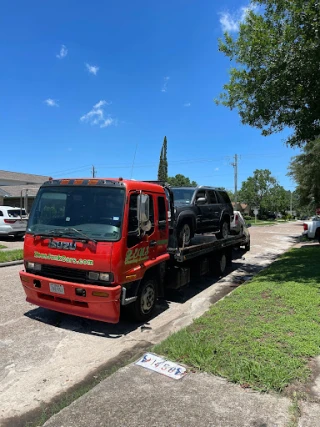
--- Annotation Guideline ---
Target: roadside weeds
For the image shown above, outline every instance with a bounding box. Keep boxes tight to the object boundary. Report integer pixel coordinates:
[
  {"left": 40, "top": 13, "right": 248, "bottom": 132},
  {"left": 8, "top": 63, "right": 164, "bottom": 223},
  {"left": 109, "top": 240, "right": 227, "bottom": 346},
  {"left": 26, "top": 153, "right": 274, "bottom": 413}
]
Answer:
[{"left": 0, "top": 249, "right": 23, "bottom": 263}]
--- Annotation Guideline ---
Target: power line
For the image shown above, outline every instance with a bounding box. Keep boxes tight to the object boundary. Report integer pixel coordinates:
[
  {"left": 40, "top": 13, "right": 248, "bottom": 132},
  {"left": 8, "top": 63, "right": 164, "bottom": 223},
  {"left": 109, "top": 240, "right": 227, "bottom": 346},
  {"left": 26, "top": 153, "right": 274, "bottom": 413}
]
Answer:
[{"left": 48, "top": 153, "right": 291, "bottom": 177}]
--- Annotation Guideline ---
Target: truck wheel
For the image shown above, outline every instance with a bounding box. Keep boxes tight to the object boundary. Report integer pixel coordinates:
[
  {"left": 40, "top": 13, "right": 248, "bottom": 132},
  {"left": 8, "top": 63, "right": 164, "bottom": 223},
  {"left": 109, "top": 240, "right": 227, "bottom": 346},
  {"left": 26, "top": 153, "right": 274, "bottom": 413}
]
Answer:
[
  {"left": 127, "top": 278, "right": 158, "bottom": 322},
  {"left": 214, "top": 252, "right": 227, "bottom": 275},
  {"left": 245, "top": 239, "right": 250, "bottom": 251},
  {"left": 217, "top": 219, "right": 230, "bottom": 240},
  {"left": 178, "top": 222, "right": 192, "bottom": 247}
]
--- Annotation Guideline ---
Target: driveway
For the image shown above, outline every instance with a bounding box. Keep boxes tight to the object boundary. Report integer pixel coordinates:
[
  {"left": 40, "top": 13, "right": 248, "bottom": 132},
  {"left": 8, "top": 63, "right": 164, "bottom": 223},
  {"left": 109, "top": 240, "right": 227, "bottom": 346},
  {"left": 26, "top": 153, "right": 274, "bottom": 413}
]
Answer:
[{"left": 0, "top": 222, "right": 303, "bottom": 425}]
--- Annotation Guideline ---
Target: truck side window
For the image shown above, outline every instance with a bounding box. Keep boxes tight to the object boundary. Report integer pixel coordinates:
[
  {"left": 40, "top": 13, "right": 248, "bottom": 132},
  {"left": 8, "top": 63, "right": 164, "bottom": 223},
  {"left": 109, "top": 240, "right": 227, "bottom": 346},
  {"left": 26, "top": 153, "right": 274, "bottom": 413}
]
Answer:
[
  {"left": 127, "top": 193, "right": 154, "bottom": 246},
  {"left": 158, "top": 197, "right": 166, "bottom": 222},
  {"left": 128, "top": 193, "right": 138, "bottom": 233},
  {"left": 127, "top": 193, "right": 139, "bottom": 248},
  {"left": 146, "top": 195, "right": 154, "bottom": 236},
  {"left": 0, "top": 211, "right": 3, "bottom": 216}
]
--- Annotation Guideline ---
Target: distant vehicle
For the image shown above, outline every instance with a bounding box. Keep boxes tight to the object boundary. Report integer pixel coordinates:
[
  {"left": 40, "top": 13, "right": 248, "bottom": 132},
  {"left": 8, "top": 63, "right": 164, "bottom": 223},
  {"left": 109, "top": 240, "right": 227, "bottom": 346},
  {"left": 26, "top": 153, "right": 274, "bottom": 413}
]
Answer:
[
  {"left": 171, "top": 186, "right": 234, "bottom": 246},
  {"left": 0, "top": 206, "right": 27, "bottom": 238},
  {"left": 230, "top": 210, "right": 251, "bottom": 250},
  {"left": 303, "top": 216, "right": 320, "bottom": 242}
]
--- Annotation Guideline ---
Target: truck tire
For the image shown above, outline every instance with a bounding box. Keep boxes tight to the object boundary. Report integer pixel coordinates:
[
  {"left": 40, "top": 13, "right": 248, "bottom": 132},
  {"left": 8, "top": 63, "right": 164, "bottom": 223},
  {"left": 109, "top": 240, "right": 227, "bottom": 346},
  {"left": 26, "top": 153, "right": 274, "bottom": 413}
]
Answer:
[
  {"left": 126, "top": 277, "right": 158, "bottom": 322},
  {"left": 245, "top": 239, "right": 250, "bottom": 251},
  {"left": 217, "top": 218, "right": 230, "bottom": 240},
  {"left": 178, "top": 222, "right": 192, "bottom": 247},
  {"left": 213, "top": 251, "right": 228, "bottom": 275}
]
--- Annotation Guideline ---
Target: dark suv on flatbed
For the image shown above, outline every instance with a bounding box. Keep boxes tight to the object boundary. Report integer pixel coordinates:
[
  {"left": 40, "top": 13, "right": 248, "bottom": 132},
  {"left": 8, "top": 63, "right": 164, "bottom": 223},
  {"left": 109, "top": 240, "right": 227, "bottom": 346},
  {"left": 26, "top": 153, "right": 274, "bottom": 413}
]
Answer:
[{"left": 171, "top": 186, "right": 234, "bottom": 246}]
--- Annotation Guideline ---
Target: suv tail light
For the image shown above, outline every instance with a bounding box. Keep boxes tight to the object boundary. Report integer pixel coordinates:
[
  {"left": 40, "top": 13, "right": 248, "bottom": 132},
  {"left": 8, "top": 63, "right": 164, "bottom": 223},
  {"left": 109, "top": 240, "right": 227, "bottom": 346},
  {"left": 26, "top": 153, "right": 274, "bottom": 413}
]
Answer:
[
  {"left": 4, "top": 219, "right": 17, "bottom": 224},
  {"left": 303, "top": 223, "right": 308, "bottom": 231}
]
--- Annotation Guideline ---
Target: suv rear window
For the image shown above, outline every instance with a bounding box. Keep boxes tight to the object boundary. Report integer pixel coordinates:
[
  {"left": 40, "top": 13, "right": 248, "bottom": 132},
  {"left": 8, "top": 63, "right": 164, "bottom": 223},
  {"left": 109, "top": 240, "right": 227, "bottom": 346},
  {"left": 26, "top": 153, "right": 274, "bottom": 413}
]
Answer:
[
  {"left": 218, "top": 191, "right": 231, "bottom": 204},
  {"left": 7, "top": 209, "right": 27, "bottom": 217}
]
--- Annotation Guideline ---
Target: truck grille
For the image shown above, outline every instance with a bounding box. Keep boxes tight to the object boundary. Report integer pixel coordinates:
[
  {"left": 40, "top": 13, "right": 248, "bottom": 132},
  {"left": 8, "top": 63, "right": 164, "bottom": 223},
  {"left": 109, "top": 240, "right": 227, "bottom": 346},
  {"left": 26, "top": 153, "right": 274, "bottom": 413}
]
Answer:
[{"left": 30, "top": 265, "right": 88, "bottom": 284}]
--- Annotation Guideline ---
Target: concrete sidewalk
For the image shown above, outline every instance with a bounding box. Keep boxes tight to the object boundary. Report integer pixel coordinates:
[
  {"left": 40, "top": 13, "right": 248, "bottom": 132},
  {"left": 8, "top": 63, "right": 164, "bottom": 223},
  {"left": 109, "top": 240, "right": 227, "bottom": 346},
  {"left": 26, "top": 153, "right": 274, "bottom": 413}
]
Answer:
[{"left": 42, "top": 361, "right": 320, "bottom": 427}]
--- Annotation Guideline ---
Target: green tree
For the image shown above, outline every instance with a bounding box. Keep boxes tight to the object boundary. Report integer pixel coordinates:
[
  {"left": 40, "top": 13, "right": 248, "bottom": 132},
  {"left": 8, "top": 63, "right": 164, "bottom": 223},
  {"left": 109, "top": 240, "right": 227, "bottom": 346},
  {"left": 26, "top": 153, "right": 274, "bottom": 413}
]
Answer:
[
  {"left": 216, "top": 1, "right": 320, "bottom": 147},
  {"left": 167, "top": 174, "right": 197, "bottom": 187},
  {"left": 288, "top": 138, "right": 320, "bottom": 206},
  {"left": 266, "top": 184, "right": 289, "bottom": 212},
  {"left": 238, "top": 169, "right": 283, "bottom": 212},
  {"left": 157, "top": 136, "right": 168, "bottom": 181}
]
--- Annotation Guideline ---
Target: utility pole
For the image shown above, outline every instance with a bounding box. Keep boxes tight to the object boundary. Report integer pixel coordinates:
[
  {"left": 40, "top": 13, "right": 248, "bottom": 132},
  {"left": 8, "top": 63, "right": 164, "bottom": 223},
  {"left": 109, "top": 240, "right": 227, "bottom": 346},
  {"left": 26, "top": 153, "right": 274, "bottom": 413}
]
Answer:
[
  {"left": 92, "top": 165, "right": 96, "bottom": 178},
  {"left": 231, "top": 154, "right": 238, "bottom": 209},
  {"left": 290, "top": 191, "right": 293, "bottom": 216}
]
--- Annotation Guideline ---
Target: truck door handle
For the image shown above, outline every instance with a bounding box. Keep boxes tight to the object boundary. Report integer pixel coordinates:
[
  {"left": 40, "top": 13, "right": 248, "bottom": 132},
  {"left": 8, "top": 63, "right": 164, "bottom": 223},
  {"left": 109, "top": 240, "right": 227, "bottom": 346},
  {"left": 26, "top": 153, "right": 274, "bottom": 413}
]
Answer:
[{"left": 149, "top": 240, "right": 157, "bottom": 247}]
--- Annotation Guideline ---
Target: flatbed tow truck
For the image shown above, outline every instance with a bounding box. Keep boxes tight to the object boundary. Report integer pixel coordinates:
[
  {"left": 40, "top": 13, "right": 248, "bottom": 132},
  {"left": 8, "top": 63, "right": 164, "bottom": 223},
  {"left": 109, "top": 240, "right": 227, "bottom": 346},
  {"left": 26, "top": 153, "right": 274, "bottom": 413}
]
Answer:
[{"left": 19, "top": 178, "right": 250, "bottom": 323}]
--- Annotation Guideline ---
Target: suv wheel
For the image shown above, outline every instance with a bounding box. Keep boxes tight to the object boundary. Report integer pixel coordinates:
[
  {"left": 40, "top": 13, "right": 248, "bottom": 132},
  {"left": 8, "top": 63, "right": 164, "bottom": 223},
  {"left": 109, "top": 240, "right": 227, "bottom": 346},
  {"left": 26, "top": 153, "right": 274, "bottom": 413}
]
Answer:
[
  {"left": 178, "top": 222, "right": 192, "bottom": 247},
  {"left": 218, "top": 219, "right": 230, "bottom": 239}
]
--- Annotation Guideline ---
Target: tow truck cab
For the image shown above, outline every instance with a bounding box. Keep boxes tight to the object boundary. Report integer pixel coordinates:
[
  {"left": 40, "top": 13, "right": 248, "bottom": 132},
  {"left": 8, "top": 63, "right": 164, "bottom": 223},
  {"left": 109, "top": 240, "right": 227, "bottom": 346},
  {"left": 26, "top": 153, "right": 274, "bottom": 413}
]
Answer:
[{"left": 20, "top": 178, "right": 173, "bottom": 323}]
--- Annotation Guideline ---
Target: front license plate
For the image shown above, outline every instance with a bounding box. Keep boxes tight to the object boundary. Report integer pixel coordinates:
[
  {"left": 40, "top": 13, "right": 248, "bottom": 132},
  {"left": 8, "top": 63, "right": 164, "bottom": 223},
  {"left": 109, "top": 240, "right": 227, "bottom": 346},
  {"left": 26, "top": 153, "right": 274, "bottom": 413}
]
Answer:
[{"left": 49, "top": 283, "right": 65, "bottom": 295}]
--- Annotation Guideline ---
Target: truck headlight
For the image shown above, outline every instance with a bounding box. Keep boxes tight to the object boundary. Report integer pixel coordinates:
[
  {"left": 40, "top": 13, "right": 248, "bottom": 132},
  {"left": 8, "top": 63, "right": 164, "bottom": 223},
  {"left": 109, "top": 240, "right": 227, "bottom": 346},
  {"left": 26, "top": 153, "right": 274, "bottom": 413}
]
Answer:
[
  {"left": 88, "top": 271, "right": 113, "bottom": 282},
  {"left": 27, "top": 262, "right": 42, "bottom": 271}
]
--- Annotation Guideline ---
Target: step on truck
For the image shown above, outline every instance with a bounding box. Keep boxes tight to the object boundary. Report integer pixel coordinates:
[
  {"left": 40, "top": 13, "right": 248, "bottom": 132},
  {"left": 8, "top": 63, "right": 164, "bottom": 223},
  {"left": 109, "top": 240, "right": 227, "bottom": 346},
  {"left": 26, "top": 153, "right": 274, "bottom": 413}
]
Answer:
[{"left": 20, "top": 178, "right": 250, "bottom": 323}]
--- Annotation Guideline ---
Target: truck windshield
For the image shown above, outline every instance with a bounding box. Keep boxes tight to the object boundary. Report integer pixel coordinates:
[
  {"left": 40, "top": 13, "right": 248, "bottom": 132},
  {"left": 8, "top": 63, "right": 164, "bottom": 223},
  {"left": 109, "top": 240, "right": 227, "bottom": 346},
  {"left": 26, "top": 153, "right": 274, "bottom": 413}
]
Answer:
[
  {"left": 171, "top": 188, "right": 195, "bottom": 205},
  {"left": 27, "top": 186, "right": 125, "bottom": 242}
]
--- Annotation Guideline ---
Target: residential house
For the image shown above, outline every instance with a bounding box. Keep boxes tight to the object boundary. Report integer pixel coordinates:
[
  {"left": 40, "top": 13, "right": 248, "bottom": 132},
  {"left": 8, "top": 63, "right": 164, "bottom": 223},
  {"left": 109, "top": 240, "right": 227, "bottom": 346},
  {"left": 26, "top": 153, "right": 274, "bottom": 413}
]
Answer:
[{"left": 0, "top": 170, "right": 49, "bottom": 212}]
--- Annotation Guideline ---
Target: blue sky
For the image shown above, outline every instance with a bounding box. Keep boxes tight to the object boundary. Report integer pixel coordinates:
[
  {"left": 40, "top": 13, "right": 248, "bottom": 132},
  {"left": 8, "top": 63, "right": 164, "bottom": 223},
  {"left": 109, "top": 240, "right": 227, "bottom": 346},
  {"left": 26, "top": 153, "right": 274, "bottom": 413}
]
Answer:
[{"left": 0, "top": 0, "right": 299, "bottom": 192}]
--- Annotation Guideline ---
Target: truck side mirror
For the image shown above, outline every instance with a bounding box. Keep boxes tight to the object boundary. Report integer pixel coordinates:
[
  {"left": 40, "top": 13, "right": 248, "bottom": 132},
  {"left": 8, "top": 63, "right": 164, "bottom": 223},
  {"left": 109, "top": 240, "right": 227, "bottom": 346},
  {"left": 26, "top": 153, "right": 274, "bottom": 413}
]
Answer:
[{"left": 137, "top": 193, "right": 152, "bottom": 232}]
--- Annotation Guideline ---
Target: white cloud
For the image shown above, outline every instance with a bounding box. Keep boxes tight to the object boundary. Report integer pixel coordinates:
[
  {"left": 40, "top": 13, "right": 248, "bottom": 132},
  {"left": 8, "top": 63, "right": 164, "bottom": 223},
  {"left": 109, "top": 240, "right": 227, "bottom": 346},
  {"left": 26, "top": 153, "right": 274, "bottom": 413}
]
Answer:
[
  {"left": 44, "top": 98, "right": 59, "bottom": 107},
  {"left": 161, "top": 76, "right": 170, "bottom": 92},
  {"left": 183, "top": 102, "right": 191, "bottom": 107},
  {"left": 219, "top": 4, "right": 257, "bottom": 33},
  {"left": 56, "top": 45, "right": 68, "bottom": 59},
  {"left": 86, "top": 63, "right": 99, "bottom": 75},
  {"left": 215, "top": 167, "right": 220, "bottom": 171},
  {"left": 219, "top": 12, "right": 239, "bottom": 32},
  {"left": 80, "top": 100, "right": 116, "bottom": 128}
]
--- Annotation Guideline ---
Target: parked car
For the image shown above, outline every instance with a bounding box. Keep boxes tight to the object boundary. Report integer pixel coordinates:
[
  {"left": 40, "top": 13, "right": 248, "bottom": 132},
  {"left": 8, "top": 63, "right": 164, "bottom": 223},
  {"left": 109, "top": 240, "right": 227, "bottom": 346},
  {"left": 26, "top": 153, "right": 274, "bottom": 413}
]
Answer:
[
  {"left": 171, "top": 186, "right": 234, "bottom": 246},
  {"left": 303, "top": 216, "right": 320, "bottom": 242},
  {"left": 231, "top": 210, "right": 251, "bottom": 250},
  {"left": 0, "top": 206, "right": 28, "bottom": 238}
]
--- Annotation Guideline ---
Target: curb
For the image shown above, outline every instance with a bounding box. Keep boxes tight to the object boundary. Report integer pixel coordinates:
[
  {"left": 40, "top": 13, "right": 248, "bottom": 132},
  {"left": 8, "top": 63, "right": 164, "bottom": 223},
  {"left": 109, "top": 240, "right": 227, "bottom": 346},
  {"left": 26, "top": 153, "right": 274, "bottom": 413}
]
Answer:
[{"left": 0, "top": 260, "right": 24, "bottom": 268}]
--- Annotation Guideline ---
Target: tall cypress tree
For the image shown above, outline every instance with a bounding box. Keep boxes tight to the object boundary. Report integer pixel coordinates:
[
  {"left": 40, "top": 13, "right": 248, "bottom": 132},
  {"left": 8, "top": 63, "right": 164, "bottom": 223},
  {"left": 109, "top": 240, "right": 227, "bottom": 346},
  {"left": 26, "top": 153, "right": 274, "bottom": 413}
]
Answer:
[
  {"left": 157, "top": 136, "right": 168, "bottom": 181},
  {"left": 163, "top": 136, "right": 168, "bottom": 181}
]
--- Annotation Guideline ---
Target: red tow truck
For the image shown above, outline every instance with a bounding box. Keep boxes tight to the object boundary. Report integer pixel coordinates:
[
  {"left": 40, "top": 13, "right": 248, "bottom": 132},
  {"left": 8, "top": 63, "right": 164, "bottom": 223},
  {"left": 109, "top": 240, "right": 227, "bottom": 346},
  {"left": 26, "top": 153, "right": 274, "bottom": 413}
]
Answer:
[{"left": 20, "top": 178, "right": 249, "bottom": 323}]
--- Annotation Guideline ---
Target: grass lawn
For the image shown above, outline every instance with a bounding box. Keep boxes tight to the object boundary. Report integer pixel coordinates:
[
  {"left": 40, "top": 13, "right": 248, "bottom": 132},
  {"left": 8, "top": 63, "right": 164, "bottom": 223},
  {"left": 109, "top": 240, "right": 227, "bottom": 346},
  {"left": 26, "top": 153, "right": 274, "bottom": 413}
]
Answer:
[
  {"left": 154, "top": 245, "right": 320, "bottom": 392},
  {"left": 0, "top": 249, "right": 23, "bottom": 263}
]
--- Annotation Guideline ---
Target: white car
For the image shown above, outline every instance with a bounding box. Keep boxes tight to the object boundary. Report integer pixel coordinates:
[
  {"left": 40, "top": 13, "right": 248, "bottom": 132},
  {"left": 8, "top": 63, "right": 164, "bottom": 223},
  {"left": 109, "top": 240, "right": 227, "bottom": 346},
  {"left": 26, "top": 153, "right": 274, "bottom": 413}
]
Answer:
[
  {"left": 231, "top": 210, "right": 251, "bottom": 250},
  {"left": 303, "top": 216, "right": 320, "bottom": 242},
  {"left": 0, "top": 206, "right": 28, "bottom": 238}
]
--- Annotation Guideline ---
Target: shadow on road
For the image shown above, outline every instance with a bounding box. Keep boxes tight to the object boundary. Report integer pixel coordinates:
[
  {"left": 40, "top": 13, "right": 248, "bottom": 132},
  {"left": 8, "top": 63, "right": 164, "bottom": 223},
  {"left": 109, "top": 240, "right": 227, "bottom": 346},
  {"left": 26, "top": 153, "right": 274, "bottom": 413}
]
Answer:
[{"left": 24, "top": 298, "right": 171, "bottom": 338}]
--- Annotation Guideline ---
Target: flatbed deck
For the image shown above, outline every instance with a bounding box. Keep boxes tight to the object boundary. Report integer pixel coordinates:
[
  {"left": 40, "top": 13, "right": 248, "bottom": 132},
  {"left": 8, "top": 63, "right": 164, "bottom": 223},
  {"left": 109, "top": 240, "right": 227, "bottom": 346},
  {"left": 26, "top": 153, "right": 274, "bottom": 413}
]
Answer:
[{"left": 168, "top": 233, "right": 248, "bottom": 262}]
